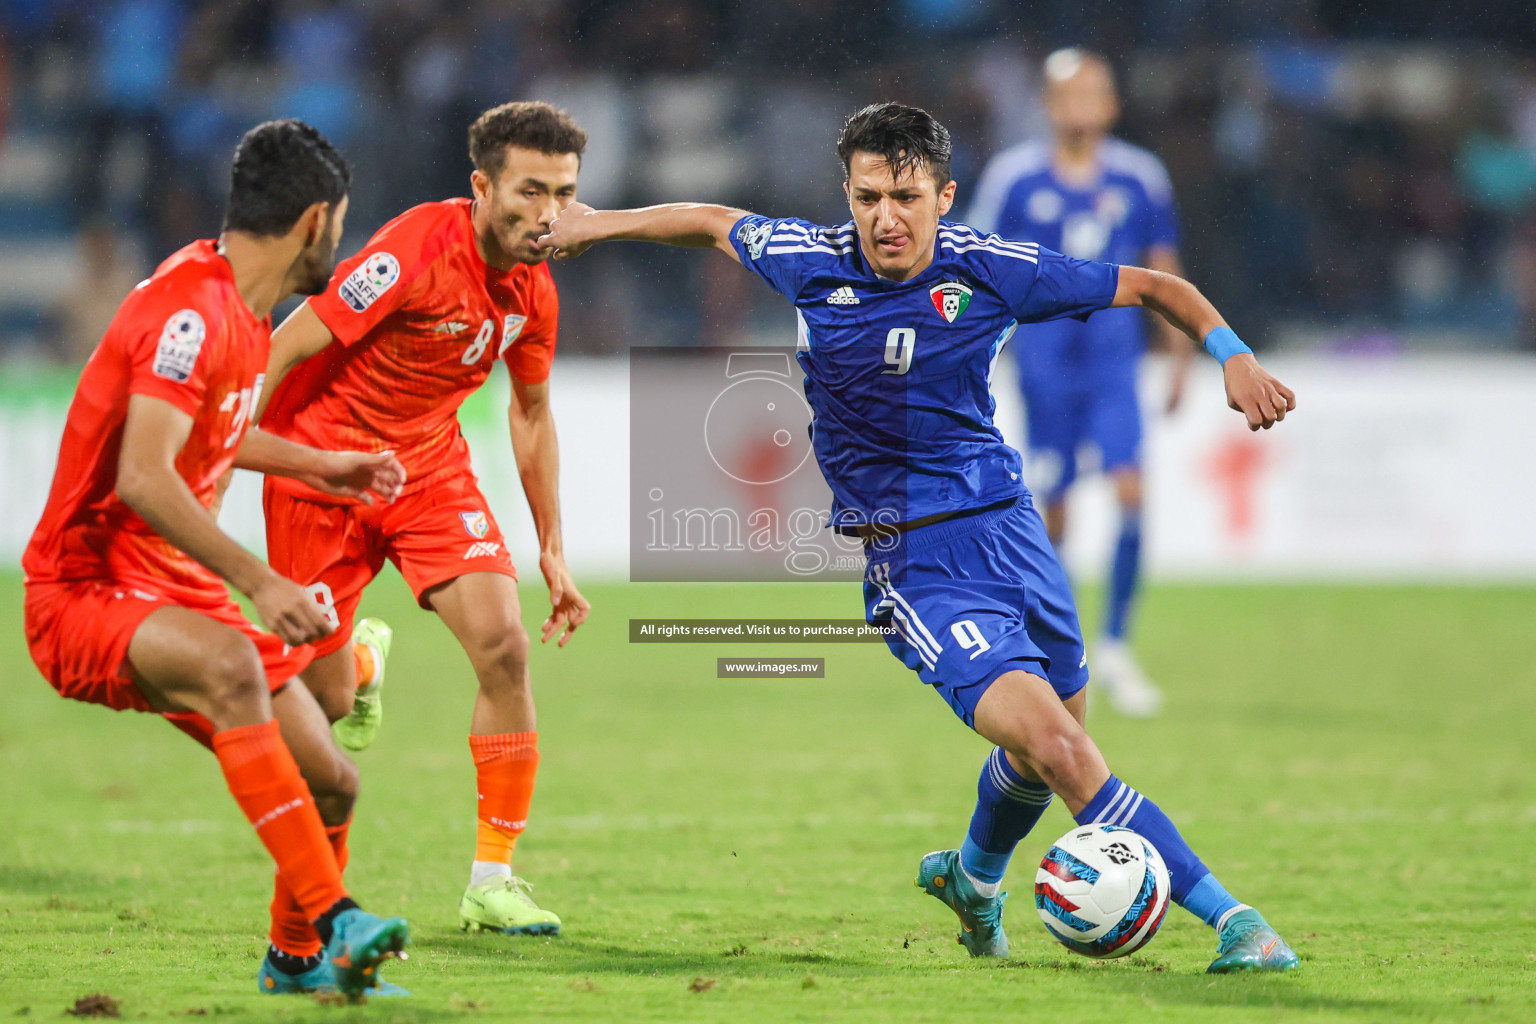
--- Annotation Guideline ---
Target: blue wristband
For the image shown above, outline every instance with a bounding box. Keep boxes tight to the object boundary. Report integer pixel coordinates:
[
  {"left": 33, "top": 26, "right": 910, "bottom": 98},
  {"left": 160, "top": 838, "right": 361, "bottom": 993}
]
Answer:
[{"left": 1203, "top": 326, "right": 1252, "bottom": 365}]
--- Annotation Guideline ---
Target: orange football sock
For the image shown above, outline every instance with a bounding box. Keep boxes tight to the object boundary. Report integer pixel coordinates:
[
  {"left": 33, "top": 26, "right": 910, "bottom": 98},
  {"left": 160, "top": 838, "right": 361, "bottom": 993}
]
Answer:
[
  {"left": 470, "top": 732, "right": 539, "bottom": 866},
  {"left": 353, "top": 644, "right": 377, "bottom": 687},
  {"left": 269, "top": 820, "right": 352, "bottom": 956},
  {"left": 213, "top": 720, "right": 348, "bottom": 923}
]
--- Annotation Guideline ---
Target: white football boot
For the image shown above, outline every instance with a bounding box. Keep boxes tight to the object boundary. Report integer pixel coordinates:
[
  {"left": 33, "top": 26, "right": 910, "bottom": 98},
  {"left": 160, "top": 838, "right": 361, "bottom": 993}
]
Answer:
[{"left": 1092, "top": 639, "right": 1164, "bottom": 718}]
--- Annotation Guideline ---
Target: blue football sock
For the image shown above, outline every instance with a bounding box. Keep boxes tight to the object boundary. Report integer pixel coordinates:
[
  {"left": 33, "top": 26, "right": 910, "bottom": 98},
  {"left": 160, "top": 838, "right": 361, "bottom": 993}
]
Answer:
[
  {"left": 1074, "top": 775, "right": 1243, "bottom": 929},
  {"left": 960, "top": 747, "right": 1054, "bottom": 885},
  {"left": 1104, "top": 511, "right": 1142, "bottom": 641}
]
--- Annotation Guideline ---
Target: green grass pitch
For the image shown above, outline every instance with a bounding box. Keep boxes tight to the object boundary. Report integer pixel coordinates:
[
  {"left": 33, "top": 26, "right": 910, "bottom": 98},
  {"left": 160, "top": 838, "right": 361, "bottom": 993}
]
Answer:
[{"left": 2, "top": 571, "right": 1533, "bottom": 1022}]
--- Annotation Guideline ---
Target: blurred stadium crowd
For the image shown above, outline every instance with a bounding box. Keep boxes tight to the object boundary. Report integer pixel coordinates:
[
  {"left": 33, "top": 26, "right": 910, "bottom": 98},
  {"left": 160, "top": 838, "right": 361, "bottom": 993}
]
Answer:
[{"left": 3, "top": 0, "right": 1536, "bottom": 360}]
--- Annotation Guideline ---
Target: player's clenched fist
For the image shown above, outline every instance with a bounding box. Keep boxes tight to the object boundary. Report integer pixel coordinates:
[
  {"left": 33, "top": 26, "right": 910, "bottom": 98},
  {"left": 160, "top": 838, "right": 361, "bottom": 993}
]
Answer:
[
  {"left": 250, "top": 571, "right": 335, "bottom": 646},
  {"left": 1222, "top": 353, "right": 1296, "bottom": 431},
  {"left": 537, "top": 202, "right": 599, "bottom": 259}
]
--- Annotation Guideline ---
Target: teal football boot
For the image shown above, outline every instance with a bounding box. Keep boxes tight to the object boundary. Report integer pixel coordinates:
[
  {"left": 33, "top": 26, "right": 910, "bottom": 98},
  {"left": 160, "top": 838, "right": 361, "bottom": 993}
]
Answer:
[
  {"left": 915, "top": 849, "right": 1009, "bottom": 957},
  {"left": 258, "top": 949, "right": 411, "bottom": 997},
  {"left": 333, "top": 618, "right": 392, "bottom": 752},
  {"left": 324, "top": 909, "right": 411, "bottom": 995},
  {"left": 257, "top": 950, "right": 332, "bottom": 995},
  {"left": 1207, "top": 908, "right": 1301, "bottom": 973}
]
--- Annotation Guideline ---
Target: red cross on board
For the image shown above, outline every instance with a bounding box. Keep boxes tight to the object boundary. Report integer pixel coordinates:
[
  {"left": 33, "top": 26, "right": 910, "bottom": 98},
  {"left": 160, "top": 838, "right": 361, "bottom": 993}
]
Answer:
[{"left": 1203, "top": 434, "right": 1270, "bottom": 542}]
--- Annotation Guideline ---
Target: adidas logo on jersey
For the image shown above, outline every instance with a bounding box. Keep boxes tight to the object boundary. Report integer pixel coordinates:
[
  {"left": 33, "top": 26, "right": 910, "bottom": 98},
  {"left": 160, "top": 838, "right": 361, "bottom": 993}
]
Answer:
[
  {"left": 433, "top": 321, "right": 470, "bottom": 335},
  {"left": 827, "top": 286, "right": 860, "bottom": 305},
  {"left": 464, "top": 541, "right": 502, "bottom": 559}
]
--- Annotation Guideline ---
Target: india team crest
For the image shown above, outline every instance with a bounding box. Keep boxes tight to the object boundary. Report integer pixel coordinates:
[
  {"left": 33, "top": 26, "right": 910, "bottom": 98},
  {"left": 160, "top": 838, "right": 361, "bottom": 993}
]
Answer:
[
  {"left": 930, "top": 281, "right": 972, "bottom": 323},
  {"left": 497, "top": 314, "right": 527, "bottom": 357},
  {"left": 459, "top": 510, "right": 490, "bottom": 539}
]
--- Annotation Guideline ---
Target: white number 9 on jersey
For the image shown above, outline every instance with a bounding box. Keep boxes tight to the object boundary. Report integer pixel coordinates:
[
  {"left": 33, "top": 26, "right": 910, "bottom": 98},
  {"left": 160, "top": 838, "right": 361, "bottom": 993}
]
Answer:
[{"left": 883, "top": 328, "right": 916, "bottom": 375}]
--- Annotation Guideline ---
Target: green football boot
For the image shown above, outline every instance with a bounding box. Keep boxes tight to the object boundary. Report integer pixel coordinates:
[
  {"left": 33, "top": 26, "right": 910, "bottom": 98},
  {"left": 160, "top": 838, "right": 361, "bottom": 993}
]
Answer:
[
  {"left": 324, "top": 908, "right": 411, "bottom": 996},
  {"left": 460, "top": 875, "right": 562, "bottom": 936},
  {"left": 1207, "top": 908, "right": 1301, "bottom": 974},
  {"left": 915, "top": 849, "right": 1010, "bottom": 957},
  {"left": 333, "top": 618, "right": 392, "bottom": 752}
]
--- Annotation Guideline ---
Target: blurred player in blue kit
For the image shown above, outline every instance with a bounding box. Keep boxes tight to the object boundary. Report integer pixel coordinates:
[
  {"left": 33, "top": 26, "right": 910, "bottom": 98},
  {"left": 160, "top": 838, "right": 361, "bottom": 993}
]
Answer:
[
  {"left": 538, "top": 103, "right": 1299, "bottom": 972},
  {"left": 970, "top": 49, "right": 1191, "bottom": 716}
]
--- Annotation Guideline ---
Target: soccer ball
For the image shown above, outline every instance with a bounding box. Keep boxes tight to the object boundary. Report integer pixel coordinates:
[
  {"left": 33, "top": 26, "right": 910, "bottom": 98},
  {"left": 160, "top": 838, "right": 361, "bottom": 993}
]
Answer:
[{"left": 1035, "top": 824, "right": 1170, "bottom": 958}]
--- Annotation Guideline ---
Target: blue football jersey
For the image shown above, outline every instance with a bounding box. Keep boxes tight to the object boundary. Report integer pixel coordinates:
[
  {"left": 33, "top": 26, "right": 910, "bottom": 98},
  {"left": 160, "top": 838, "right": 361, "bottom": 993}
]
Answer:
[
  {"left": 729, "top": 215, "right": 1119, "bottom": 527},
  {"left": 967, "top": 138, "right": 1178, "bottom": 358}
]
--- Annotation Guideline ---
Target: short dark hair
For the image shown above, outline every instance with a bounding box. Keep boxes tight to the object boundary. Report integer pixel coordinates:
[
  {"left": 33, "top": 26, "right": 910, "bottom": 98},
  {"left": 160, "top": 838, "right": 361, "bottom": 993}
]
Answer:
[
  {"left": 468, "top": 101, "right": 588, "bottom": 179},
  {"left": 836, "top": 102, "right": 953, "bottom": 187},
  {"left": 222, "top": 119, "right": 350, "bottom": 236}
]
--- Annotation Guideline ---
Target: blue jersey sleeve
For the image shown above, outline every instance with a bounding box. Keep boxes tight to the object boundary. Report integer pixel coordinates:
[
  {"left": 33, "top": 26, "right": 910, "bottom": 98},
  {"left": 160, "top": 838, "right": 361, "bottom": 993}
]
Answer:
[
  {"left": 1014, "top": 248, "right": 1121, "bottom": 323},
  {"left": 729, "top": 215, "right": 826, "bottom": 300}
]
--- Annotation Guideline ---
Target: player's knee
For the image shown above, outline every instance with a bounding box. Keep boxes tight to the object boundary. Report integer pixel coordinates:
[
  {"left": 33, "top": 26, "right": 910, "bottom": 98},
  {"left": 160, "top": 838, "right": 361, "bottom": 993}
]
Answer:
[
  {"left": 201, "top": 637, "right": 268, "bottom": 719},
  {"left": 308, "top": 755, "right": 358, "bottom": 825},
  {"left": 466, "top": 620, "right": 531, "bottom": 688},
  {"left": 314, "top": 681, "right": 356, "bottom": 724},
  {"left": 1111, "top": 470, "right": 1143, "bottom": 510},
  {"left": 1023, "top": 725, "right": 1098, "bottom": 790},
  {"left": 300, "top": 649, "right": 359, "bottom": 723}
]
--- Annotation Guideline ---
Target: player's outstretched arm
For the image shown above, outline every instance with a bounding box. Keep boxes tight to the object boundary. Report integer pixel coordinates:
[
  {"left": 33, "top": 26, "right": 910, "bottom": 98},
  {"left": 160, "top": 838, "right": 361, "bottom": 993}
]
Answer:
[
  {"left": 234, "top": 429, "right": 405, "bottom": 505},
  {"left": 537, "top": 202, "right": 750, "bottom": 263},
  {"left": 1112, "top": 265, "right": 1296, "bottom": 431},
  {"left": 506, "top": 379, "right": 589, "bottom": 646},
  {"left": 117, "top": 395, "right": 335, "bottom": 645},
  {"left": 1144, "top": 247, "right": 1196, "bottom": 414}
]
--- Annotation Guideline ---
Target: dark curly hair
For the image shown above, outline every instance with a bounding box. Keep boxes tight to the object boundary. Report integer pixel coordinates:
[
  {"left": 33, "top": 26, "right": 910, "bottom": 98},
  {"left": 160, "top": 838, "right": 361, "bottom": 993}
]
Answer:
[
  {"left": 222, "top": 119, "right": 350, "bottom": 237},
  {"left": 836, "top": 102, "right": 952, "bottom": 186},
  {"left": 468, "top": 101, "right": 588, "bottom": 179}
]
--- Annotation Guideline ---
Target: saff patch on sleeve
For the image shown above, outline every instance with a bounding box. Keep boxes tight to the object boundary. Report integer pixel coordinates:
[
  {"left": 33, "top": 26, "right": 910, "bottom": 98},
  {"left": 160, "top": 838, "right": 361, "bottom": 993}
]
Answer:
[
  {"left": 337, "top": 252, "right": 401, "bottom": 312},
  {"left": 152, "top": 309, "right": 207, "bottom": 381}
]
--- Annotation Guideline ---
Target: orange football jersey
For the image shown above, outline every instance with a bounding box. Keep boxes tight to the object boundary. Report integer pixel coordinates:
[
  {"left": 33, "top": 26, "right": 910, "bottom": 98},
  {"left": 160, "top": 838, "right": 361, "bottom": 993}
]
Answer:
[
  {"left": 23, "top": 240, "right": 271, "bottom": 599},
  {"left": 263, "top": 199, "right": 558, "bottom": 498}
]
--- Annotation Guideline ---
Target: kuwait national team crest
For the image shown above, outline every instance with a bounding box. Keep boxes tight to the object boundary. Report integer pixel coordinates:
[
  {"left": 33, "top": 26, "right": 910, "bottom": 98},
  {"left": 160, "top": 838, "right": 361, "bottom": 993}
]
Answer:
[
  {"left": 459, "top": 510, "right": 490, "bottom": 539},
  {"left": 930, "top": 281, "right": 972, "bottom": 323}
]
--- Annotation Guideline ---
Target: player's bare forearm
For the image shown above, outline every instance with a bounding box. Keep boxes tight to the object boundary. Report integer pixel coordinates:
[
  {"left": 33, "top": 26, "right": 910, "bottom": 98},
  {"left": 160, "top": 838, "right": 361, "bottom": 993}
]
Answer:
[
  {"left": 118, "top": 395, "right": 280, "bottom": 599},
  {"left": 259, "top": 301, "right": 336, "bottom": 419},
  {"left": 1144, "top": 248, "right": 1195, "bottom": 412},
  {"left": 1111, "top": 265, "right": 1223, "bottom": 344},
  {"left": 506, "top": 379, "right": 565, "bottom": 557},
  {"left": 121, "top": 396, "right": 336, "bottom": 643},
  {"left": 507, "top": 377, "right": 591, "bottom": 645},
  {"left": 235, "top": 428, "right": 332, "bottom": 478},
  {"left": 1143, "top": 249, "right": 1195, "bottom": 356},
  {"left": 538, "top": 202, "right": 749, "bottom": 262},
  {"left": 235, "top": 428, "right": 405, "bottom": 504},
  {"left": 1111, "top": 265, "right": 1294, "bottom": 429}
]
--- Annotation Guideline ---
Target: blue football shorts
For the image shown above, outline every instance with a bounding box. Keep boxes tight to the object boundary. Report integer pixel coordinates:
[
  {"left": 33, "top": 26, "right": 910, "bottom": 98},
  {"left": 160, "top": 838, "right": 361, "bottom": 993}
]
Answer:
[
  {"left": 862, "top": 496, "right": 1089, "bottom": 729},
  {"left": 1015, "top": 334, "right": 1143, "bottom": 501}
]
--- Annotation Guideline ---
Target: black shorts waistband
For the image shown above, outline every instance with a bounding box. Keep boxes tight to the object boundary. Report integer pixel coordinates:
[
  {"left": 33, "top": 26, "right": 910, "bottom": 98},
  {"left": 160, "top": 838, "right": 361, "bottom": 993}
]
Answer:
[{"left": 861, "top": 497, "right": 1024, "bottom": 556}]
